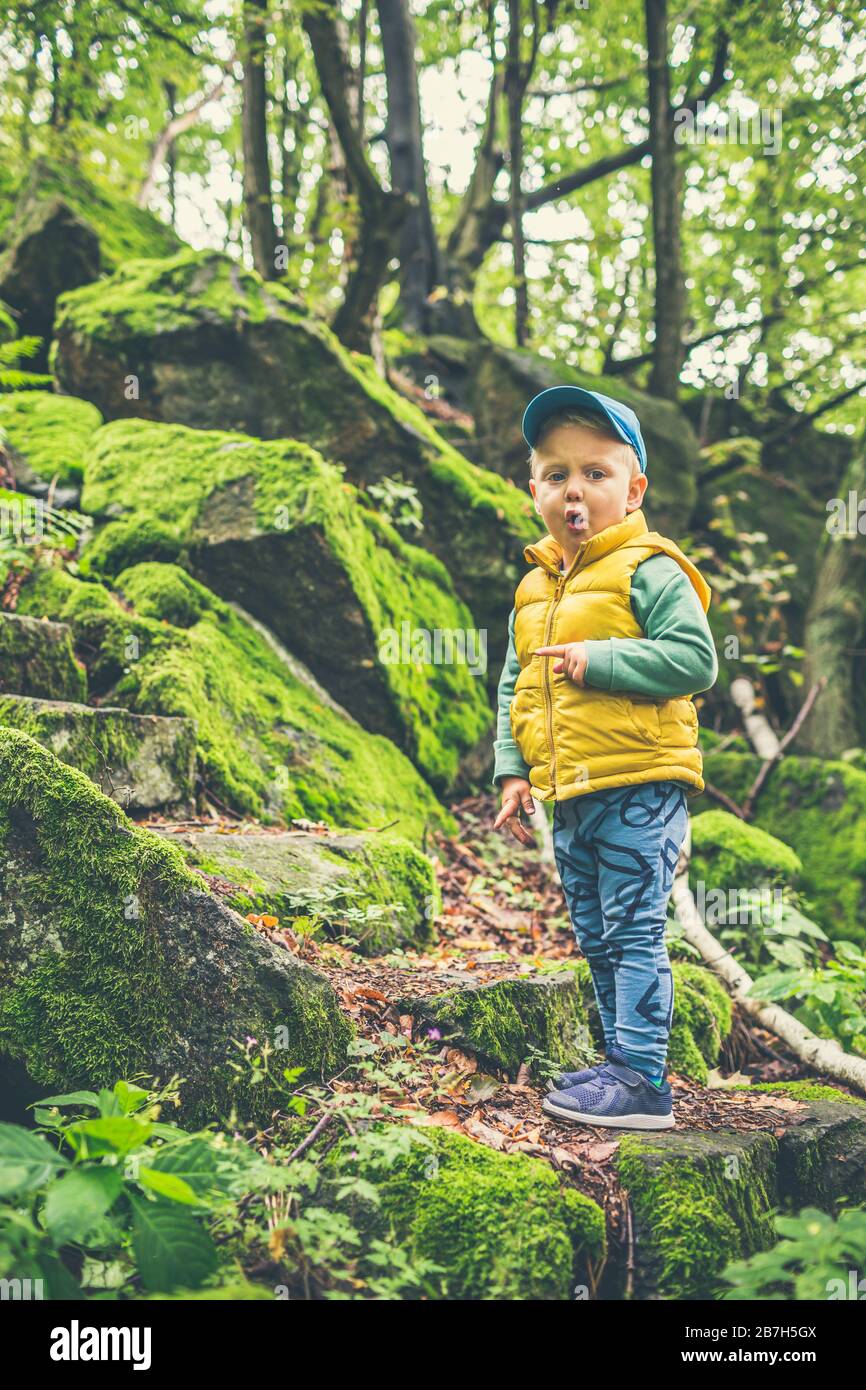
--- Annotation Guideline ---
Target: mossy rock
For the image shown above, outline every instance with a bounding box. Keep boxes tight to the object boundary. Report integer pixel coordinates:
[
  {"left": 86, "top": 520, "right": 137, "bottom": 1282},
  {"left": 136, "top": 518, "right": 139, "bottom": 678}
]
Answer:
[
  {"left": 692, "top": 752, "right": 866, "bottom": 946},
  {"left": 15, "top": 557, "right": 454, "bottom": 846},
  {"left": 0, "top": 611, "right": 86, "bottom": 701},
  {"left": 615, "top": 1127, "right": 779, "bottom": 1299},
  {"left": 614, "top": 1089, "right": 866, "bottom": 1298},
  {"left": 51, "top": 248, "right": 538, "bottom": 690},
  {"left": 78, "top": 418, "right": 492, "bottom": 791},
  {"left": 0, "top": 390, "right": 102, "bottom": 492},
  {"left": 0, "top": 693, "right": 196, "bottom": 815},
  {"left": 156, "top": 826, "right": 440, "bottom": 955},
  {"left": 401, "top": 970, "right": 593, "bottom": 1075},
  {"left": 689, "top": 807, "right": 803, "bottom": 927},
  {"left": 0, "top": 156, "right": 181, "bottom": 355},
  {"left": 730, "top": 1084, "right": 866, "bottom": 1210},
  {"left": 321, "top": 1123, "right": 606, "bottom": 1300},
  {"left": 0, "top": 729, "right": 353, "bottom": 1127},
  {"left": 470, "top": 342, "right": 700, "bottom": 536}
]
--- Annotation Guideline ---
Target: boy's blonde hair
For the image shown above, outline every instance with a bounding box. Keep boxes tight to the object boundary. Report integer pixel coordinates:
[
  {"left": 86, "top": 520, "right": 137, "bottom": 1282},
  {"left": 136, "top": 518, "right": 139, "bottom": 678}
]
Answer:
[{"left": 528, "top": 408, "right": 641, "bottom": 480}]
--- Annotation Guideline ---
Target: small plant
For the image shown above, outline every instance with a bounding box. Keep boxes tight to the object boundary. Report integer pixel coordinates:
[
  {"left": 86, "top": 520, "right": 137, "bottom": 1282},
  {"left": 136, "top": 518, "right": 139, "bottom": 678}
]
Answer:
[
  {"left": 365, "top": 474, "right": 424, "bottom": 533},
  {"left": 746, "top": 939, "right": 866, "bottom": 1057},
  {"left": 719, "top": 1206, "right": 866, "bottom": 1300},
  {"left": 0, "top": 336, "right": 53, "bottom": 391}
]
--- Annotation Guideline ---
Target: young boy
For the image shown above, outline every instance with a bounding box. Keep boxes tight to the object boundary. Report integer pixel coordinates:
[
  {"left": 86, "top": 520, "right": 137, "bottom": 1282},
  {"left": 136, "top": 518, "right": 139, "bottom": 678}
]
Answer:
[{"left": 492, "top": 385, "right": 717, "bottom": 1130}]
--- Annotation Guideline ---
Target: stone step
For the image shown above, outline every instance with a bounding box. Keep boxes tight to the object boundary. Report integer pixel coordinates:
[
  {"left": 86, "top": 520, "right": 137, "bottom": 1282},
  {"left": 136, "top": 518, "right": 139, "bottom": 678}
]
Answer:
[
  {"left": 0, "top": 727, "right": 352, "bottom": 1128},
  {"left": 0, "top": 693, "right": 196, "bottom": 815},
  {"left": 0, "top": 611, "right": 86, "bottom": 701},
  {"left": 156, "top": 826, "right": 439, "bottom": 956},
  {"left": 610, "top": 1085, "right": 866, "bottom": 1299}
]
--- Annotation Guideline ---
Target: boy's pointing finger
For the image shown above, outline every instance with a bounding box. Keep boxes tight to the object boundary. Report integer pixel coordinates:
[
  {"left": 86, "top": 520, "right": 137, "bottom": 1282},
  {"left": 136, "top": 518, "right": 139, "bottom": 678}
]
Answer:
[{"left": 533, "top": 645, "right": 565, "bottom": 655}]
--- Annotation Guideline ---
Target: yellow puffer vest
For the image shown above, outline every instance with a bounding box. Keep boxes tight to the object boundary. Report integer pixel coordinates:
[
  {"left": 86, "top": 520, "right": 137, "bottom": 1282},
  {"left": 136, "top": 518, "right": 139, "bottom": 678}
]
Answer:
[{"left": 510, "top": 507, "right": 712, "bottom": 803}]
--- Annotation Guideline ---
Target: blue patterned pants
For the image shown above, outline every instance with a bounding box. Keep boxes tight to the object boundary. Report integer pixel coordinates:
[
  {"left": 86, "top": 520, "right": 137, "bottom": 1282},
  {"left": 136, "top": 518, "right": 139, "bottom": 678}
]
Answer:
[{"left": 552, "top": 780, "right": 689, "bottom": 1079}]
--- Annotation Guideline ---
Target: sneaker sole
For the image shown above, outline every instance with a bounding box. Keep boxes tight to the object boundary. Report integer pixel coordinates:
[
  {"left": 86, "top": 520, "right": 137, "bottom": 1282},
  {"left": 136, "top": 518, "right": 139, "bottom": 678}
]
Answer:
[{"left": 541, "top": 1095, "right": 676, "bottom": 1129}]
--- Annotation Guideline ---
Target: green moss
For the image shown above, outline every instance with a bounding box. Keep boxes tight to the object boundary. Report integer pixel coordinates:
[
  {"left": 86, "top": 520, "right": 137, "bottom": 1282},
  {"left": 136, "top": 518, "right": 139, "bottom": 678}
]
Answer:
[
  {"left": 16, "top": 557, "right": 453, "bottom": 845},
  {"left": 728, "top": 1079, "right": 866, "bottom": 1107},
  {"left": 693, "top": 753, "right": 866, "bottom": 945},
  {"left": 78, "top": 418, "right": 492, "bottom": 790},
  {"left": 691, "top": 807, "right": 802, "bottom": 891},
  {"left": 0, "top": 728, "right": 352, "bottom": 1124},
  {"left": 0, "top": 391, "right": 102, "bottom": 486},
  {"left": 323, "top": 1124, "right": 606, "bottom": 1300},
  {"left": 615, "top": 1130, "right": 778, "bottom": 1299}
]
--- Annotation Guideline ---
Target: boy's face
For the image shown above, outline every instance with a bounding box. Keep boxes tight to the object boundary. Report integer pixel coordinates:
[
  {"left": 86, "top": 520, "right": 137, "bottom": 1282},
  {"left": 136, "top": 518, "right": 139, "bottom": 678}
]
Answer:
[{"left": 528, "top": 422, "right": 647, "bottom": 559}]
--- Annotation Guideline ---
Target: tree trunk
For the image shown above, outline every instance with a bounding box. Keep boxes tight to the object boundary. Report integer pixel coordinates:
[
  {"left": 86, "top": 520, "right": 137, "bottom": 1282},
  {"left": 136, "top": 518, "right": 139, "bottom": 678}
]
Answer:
[
  {"left": 241, "top": 0, "right": 279, "bottom": 279},
  {"left": 505, "top": 0, "right": 532, "bottom": 346},
  {"left": 798, "top": 441, "right": 866, "bottom": 756},
  {"left": 302, "top": 0, "right": 409, "bottom": 354},
  {"left": 377, "top": 0, "right": 443, "bottom": 334},
  {"left": 645, "top": 0, "right": 685, "bottom": 400}
]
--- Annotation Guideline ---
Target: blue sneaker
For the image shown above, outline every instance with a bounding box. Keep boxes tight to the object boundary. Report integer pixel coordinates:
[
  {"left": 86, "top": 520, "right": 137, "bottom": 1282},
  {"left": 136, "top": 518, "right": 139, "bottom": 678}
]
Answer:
[
  {"left": 542, "top": 1051, "right": 675, "bottom": 1130},
  {"left": 549, "top": 1045, "right": 669, "bottom": 1092}
]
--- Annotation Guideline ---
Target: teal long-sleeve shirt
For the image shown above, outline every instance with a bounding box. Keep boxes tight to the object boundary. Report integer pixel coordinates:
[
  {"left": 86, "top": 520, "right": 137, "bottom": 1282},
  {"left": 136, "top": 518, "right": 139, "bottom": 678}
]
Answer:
[{"left": 492, "top": 552, "right": 719, "bottom": 788}]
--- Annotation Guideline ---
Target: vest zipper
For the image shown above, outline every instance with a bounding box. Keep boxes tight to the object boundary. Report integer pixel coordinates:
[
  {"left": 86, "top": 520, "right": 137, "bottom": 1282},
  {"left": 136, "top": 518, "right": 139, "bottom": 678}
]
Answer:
[{"left": 542, "top": 572, "right": 567, "bottom": 796}]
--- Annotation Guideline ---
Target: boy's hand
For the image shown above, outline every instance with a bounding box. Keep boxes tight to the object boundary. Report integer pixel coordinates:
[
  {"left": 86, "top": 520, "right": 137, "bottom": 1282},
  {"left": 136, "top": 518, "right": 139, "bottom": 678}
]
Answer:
[
  {"left": 534, "top": 641, "right": 588, "bottom": 685},
  {"left": 493, "top": 777, "right": 537, "bottom": 846}
]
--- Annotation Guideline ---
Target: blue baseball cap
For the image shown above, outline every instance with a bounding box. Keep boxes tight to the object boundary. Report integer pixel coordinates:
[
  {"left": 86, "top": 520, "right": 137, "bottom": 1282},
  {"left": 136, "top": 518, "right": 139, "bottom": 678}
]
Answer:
[{"left": 522, "top": 385, "right": 647, "bottom": 474}]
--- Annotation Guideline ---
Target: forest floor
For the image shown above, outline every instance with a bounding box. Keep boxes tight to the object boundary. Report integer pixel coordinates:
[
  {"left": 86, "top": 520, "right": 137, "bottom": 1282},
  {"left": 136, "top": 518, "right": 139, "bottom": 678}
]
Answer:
[{"left": 141, "top": 791, "right": 862, "bottom": 1262}]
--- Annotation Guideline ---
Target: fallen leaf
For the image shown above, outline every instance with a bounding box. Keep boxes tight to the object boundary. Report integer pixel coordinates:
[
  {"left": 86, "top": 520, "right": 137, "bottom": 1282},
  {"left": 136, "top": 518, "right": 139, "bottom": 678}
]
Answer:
[
  {"left": 464, "top": 1117, "right": 507, "bottom": 1149},
  {"left": 412, "top": 1109, "right": 463, "bottom": 1129},
  {"left": 586, "top": 1140, "right": 619, "bottom": 1162},
  {"left": 465, "top": 1073, "right": 502, "bottom": 1103}
]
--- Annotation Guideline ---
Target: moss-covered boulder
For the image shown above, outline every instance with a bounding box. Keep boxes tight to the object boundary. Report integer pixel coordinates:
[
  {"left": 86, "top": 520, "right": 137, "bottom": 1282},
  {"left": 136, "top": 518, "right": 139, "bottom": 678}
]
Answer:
[
  {"left": 693, "top": 752, "right": 866, "bottom": 946},
  {"left": 613, "top": 1088, "right": 866, "bottom": 1298},
  {"left": 77, "top": 418, "right": 492, "bottom": 790},
  {"left": 0, "top": 729, "right": 353, "bottom": 1126},
  {"left": 401, "top": 970, "right": 592, "bottom": 1075},
  {"left": 15, "top": 557, "right": 453, "bottom": 846},
  {"left": 615, "top": 1127, "right": 779, "bottom": 1298},
  {"left": 321, "top": 1123, "right": 606, "bottom": 1300},
  {"left": 0, "top": 694, "right": 196, "bottom": 815},
  {"left": 469, "top": 342, "right": 700, "bottom": 535},
  {"left": 51, "top": 249, "right": 537, "bottom": 679},
  {"left": 156, "top": 826, "right": 439, "bottom": 955},
  {"left": 0, "top": 157, "right": 182, "bottom": 355},
  {"left": 0, "top": 390, "right": 101, "bottom": 496},
  {"left": 0, "top": 611, "right": 86, "bottom": 700},
  {"left": 732, "top": 1083, "right": 866, "bottom": 1211},
  {"left": 689, "top": 808, "right": 803, "bottom": 921}
]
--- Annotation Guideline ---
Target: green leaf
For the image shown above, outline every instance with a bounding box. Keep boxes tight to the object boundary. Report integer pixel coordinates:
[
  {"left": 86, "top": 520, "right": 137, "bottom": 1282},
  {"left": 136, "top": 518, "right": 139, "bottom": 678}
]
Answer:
[
  {"left": 29, "top": 1091, "right": 101, "bottom": 1111},
  {"left": 65, "top": 1117, "right": 153, "bottom": 1156},
  {"left": 114, "top": 1082, "right": 151, "bottom": 1115},
  {"left": 0, "top": 1123, "right": 68, "bottom": 1197},
  {"left": 129, "top": 1195, "right": 217, "bottom": 1293},
  {"left": 42, "top": 1166, "right": 123, "bottom": 1245},
  {"left": 137, "top": 1167, "right": 201, "bottom": 1206}
]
